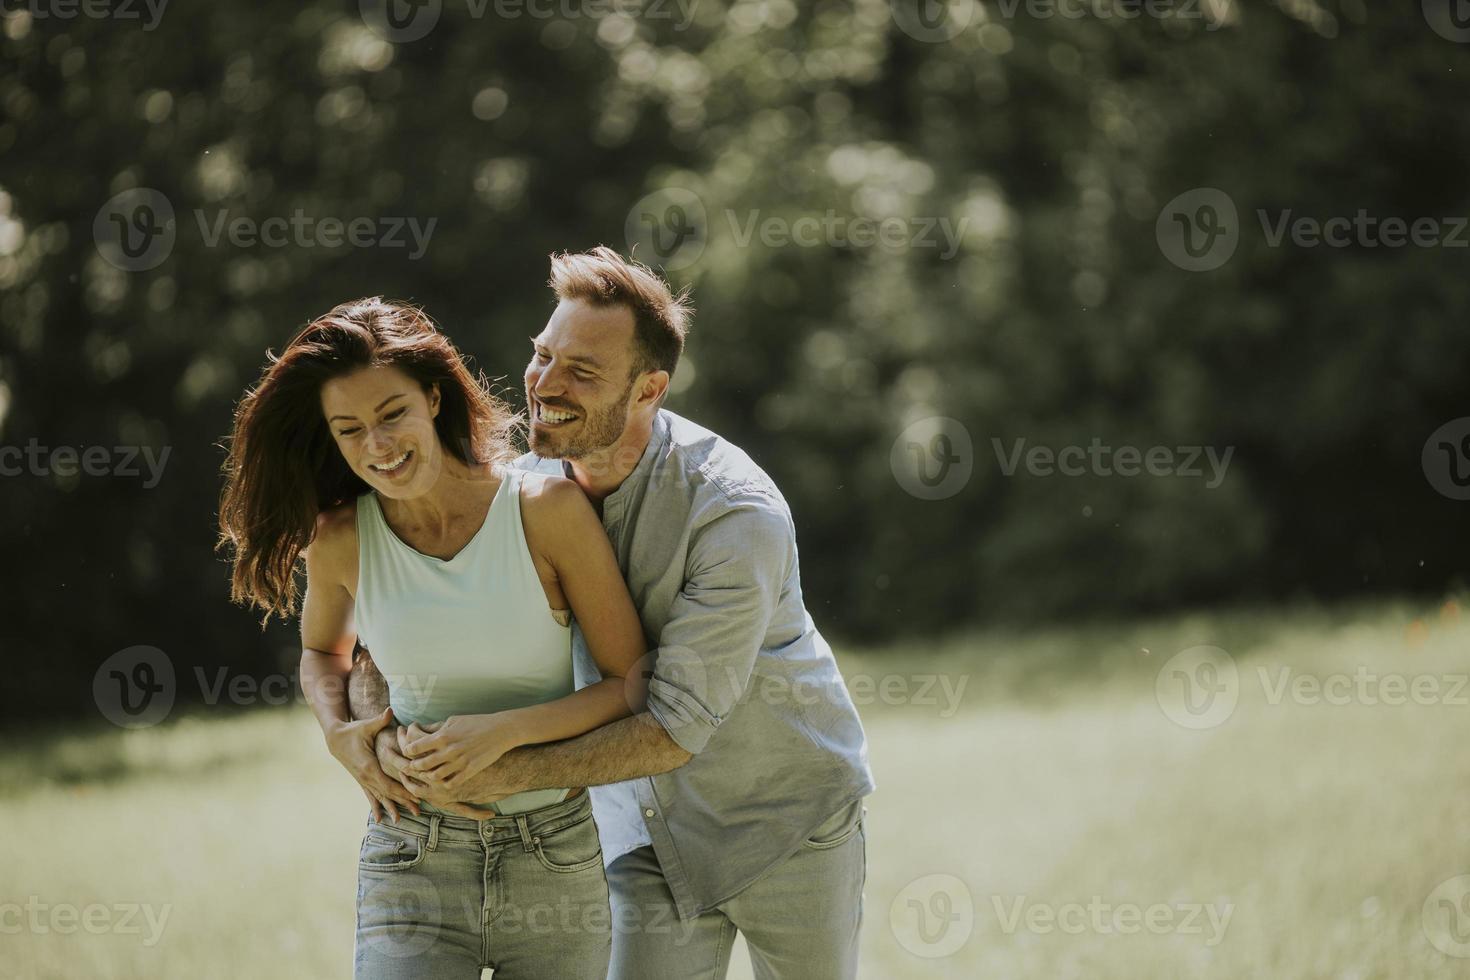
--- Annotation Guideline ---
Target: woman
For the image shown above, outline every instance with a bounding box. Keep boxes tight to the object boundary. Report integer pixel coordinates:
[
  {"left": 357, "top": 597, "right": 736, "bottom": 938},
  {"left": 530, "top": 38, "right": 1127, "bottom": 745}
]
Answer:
[{"left": 218, "top": 297, "right": 646, "bottom": 979}]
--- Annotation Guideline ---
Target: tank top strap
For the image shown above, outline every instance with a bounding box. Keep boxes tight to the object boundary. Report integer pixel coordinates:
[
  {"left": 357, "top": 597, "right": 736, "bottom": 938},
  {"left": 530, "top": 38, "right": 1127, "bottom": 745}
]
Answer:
[{"left": 472, "top": 465, "right": 543, "bottom": 589}]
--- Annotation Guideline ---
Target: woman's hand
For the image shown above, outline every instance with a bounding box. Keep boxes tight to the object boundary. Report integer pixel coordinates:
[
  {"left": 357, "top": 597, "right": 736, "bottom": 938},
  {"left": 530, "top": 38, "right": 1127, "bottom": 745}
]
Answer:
[
  {"left": 397, "top": 714, "right": 520, "bottom": 796},
  {"left": 326, "top": 707, "right": 422, "bottom": 823}
]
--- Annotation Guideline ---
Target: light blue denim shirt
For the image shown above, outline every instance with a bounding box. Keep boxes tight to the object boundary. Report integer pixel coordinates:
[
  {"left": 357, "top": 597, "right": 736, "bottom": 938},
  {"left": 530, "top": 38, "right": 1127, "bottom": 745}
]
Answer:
[{"left": 517, "top": 409, "right": 875, "bottom": 919}]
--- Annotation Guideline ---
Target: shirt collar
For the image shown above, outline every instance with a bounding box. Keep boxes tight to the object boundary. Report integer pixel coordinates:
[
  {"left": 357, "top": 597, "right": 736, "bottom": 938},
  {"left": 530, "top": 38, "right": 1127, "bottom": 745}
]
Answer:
[{"left": 559, "top": 409, "right": 672, "bottom": 510}]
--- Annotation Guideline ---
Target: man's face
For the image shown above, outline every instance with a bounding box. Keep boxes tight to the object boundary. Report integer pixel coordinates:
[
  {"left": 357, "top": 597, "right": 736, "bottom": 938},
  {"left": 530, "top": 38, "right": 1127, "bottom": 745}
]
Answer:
[{"left": 525, "top": 299, "right": 640, "bottom": 460}]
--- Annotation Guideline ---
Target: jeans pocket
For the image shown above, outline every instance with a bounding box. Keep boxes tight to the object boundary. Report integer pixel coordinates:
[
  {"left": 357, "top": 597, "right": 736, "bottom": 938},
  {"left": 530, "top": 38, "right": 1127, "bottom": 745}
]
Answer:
[
  {"left": 803, "top": 801, "right": 864, "bottom": 851},
  {"left": 358, "top": 824, "right": 428, "bottom": 873},
  {"left": 531, "top": 815, "right": 604, "bottom": 874}
]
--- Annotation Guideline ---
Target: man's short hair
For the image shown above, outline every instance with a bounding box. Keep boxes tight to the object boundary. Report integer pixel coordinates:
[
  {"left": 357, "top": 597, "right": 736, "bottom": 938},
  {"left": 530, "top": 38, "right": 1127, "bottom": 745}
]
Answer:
[{"left": 548, "top": 245, "right": 693, "bottom": 378}]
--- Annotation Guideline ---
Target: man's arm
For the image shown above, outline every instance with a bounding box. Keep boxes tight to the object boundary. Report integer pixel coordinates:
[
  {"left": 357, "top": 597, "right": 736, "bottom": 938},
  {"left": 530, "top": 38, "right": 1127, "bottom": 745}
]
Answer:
[
  {"left": 349, "top": 644, "right": 685, "bottom": 806},
  {"left": 348, "top": 645, "right": 390, "bottom": 720},
  {"left": 349, "top": 649, "right": 419, "bottom": 803},
  {"left": 439, "top": 713, "right": 692, "bottom": 801},
  {"left": 419, "top": 495, "right": 789, "bottom": 803}
]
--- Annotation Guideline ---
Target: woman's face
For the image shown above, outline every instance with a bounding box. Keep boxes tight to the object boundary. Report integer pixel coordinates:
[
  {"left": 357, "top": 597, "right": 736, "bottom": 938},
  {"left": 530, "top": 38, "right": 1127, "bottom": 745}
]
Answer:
[{"left": 320, "top": 365, "right": 443, "bottom": 499}]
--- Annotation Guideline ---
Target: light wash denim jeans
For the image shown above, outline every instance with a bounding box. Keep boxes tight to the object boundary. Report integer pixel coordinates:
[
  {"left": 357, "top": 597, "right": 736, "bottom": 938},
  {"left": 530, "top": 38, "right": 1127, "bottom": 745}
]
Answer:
[
  {"left": 354, "top": 790, "right": 610, "bottom": 979},
  {"left": 606, "top": 800, "right": 867, "bottom": 980}
]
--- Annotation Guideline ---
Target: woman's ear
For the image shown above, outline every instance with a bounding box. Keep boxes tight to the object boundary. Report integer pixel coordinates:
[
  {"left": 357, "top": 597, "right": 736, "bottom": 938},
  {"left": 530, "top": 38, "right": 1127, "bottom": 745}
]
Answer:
[{"left": 427, "top": 382, "right": 441, "bottom": 418}]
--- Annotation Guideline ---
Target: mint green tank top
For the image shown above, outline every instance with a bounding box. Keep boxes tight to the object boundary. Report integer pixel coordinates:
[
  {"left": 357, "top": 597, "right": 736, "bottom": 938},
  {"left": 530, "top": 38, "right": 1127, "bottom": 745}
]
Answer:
[{"left": 355, "top": 466, "right": 572, "bottom": 815}]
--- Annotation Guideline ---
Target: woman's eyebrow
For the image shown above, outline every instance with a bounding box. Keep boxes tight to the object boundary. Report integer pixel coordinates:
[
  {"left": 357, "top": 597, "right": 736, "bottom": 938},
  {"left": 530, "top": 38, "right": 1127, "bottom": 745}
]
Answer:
[{"left": 329, "top": 392, "right": 407, "bottom": 422}]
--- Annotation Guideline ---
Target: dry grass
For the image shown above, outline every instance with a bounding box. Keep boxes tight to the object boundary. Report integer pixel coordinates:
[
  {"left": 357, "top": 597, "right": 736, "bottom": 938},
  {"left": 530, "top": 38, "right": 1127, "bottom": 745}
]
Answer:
[{"left": 6, "top": 598, "right": 1470, "bottom": 978}]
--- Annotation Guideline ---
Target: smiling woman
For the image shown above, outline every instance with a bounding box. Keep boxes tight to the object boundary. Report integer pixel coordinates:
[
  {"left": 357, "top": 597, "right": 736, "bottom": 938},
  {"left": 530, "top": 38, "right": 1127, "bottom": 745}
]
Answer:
[
  {"left": 214, "top": 296, "right": 649, "bottom": 979},
  {"left": 217, "top": 297, "right": 519, "bottom": 624}
]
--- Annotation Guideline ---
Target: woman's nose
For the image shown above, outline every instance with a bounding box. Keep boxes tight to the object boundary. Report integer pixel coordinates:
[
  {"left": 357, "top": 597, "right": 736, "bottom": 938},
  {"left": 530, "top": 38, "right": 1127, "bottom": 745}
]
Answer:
[{"left": 366, "top": 427, "right": 395, "bottom": 454}]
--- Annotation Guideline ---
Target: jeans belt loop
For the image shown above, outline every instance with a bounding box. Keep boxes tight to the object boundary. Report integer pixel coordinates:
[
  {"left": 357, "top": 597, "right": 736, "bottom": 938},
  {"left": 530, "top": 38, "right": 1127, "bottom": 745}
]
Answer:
[
  {"left": 427, "top": 813, "right": 442, "bottom": 852},
  {"left": 514, "top": 813, "right": 535, "bottom": 852}
]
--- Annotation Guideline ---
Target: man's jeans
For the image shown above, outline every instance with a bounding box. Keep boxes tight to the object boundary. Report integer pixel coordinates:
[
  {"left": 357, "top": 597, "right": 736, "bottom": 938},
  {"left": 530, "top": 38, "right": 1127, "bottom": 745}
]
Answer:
[
  {"left": 607, "top": 800, "right": 867, "bottom": 980},
  {"left": 354, "top": 791, "right": 610, "bottom": 979}
]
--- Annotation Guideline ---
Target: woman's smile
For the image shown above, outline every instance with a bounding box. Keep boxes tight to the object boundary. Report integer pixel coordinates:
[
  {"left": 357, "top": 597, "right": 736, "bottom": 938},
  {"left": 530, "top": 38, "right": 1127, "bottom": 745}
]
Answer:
[{"left": 367, "top": 449, "right": 414, "bottom": 479}]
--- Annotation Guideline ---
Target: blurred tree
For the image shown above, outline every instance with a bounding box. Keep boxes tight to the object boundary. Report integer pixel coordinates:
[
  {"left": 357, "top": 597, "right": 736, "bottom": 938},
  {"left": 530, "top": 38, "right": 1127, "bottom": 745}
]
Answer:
[{"left": 1, "top": 0, "right": 1467, "bottom": 722}]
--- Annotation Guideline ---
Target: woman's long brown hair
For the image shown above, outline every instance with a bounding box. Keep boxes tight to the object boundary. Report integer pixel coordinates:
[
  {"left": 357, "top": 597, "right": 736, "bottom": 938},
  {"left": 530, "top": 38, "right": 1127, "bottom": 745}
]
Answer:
[{"left": 218, "top": 297, "right": 520, "bottom": 624}]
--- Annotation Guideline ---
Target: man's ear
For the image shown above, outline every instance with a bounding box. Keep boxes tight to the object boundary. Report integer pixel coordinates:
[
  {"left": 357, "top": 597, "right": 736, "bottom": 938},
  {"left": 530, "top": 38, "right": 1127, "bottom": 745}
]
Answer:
[
  {"left": 637, "top": 370, "right": 670, "bottom": 409},
  {"left": 427, "top": 382, "right": 442, "bottom": 418}
]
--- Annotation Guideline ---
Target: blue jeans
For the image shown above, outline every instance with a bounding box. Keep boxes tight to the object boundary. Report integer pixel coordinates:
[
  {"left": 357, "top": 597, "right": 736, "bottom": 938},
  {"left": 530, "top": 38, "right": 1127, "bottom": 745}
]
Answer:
[
  {"left": 354, "top": 790, "right": 610, "bottom": 979},
  {"left": 606, "top": 800, "right": 867, "bottom": 980}
]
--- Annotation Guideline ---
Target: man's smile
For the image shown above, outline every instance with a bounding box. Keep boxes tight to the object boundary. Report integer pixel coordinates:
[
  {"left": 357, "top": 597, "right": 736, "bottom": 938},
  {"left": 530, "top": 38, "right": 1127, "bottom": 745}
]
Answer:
[{"left": 534, "top": 400, "right": 580, "bottom": 427}]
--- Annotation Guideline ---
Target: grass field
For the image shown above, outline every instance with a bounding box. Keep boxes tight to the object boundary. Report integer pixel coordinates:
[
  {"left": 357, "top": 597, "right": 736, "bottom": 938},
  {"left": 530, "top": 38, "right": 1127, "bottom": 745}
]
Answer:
[{"left": 7, "top": 599, "right": 1470, "bottom": 978}]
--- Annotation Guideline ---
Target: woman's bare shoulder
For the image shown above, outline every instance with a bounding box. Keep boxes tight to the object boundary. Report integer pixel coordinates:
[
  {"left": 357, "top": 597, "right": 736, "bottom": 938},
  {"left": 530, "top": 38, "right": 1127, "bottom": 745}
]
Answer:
[
  {"left": 518, "top": 470, "right": 592, "bottom": 516},
  {"left": 516, "top": 470, "right": 599, "bottom": 551},
  {"left": 308, "top": 499, "right": 359, "bottom": 578}
]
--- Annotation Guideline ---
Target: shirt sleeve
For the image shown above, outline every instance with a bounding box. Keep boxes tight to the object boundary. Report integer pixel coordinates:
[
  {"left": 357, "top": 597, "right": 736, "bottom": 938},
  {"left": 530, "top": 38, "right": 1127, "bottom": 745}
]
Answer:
[{"left": 644, "top": 494, "right": 794, "bottom": 755}]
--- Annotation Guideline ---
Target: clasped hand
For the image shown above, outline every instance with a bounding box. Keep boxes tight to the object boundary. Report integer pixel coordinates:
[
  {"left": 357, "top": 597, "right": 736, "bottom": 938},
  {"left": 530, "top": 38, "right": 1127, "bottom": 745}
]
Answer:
[{"left": 372, "top": 714, "right": 518, "bottom": 817}]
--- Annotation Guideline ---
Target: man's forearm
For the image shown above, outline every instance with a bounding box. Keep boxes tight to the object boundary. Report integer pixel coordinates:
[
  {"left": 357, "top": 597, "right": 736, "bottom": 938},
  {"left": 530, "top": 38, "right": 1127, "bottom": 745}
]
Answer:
[
  {"left": 348, "top": 648, "right": 390, "bottom": 722},
  {"left": 486, "top": 714, "right": 692, "bottom": 795}
]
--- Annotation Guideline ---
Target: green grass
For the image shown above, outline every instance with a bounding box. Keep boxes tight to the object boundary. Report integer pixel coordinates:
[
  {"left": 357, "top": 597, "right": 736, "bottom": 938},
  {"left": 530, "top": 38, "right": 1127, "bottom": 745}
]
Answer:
[{"left": 7, "top": 598, "right": 1470, "bottom": 978}]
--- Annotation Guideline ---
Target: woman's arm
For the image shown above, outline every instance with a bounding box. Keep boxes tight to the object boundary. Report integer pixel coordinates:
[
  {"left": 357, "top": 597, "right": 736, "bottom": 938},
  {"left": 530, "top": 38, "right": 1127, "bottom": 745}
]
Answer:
[
  {"left": 399, "top": 475, "right": 648, "bottom": 795},
  {"left": 301, "top": 506, "right": 421, "bottom": 822}
]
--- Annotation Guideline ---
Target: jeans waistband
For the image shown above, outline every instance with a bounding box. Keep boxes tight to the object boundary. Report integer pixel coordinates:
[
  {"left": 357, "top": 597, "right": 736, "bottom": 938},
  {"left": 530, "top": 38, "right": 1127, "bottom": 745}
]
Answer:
[{"left": 367, "top": 788, "right": 593, "bottom": 850}]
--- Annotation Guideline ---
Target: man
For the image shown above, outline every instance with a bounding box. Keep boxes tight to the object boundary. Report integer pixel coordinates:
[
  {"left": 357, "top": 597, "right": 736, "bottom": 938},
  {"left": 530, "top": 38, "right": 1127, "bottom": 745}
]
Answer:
[{"left": 350, "top": 246, "right": 874, "bottom": 978}]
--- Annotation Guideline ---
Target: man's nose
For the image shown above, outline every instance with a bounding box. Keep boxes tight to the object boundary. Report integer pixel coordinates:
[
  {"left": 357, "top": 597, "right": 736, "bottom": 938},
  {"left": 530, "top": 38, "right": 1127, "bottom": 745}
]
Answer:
[{"left": 531, "top": 365, "right": 565, "bottom": 398}]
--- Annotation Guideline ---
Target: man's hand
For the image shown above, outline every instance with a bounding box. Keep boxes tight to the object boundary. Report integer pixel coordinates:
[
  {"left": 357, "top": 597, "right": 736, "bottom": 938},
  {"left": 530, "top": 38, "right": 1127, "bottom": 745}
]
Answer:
[
  {"left": 387, "top": 726, "right": 502, "bottom": 819},
  {"left": 402, "top": 736, "right": 530, "bottom": 804},
  {"left": 398, "top": 714, "right": 519, "bottom": 793}
]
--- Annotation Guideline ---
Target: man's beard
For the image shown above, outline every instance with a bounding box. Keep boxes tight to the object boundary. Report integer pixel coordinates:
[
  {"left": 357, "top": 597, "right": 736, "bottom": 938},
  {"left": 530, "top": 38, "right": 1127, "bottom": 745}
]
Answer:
[{"left": 530, "top": 377, "right": 634, "bottom": 460}]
